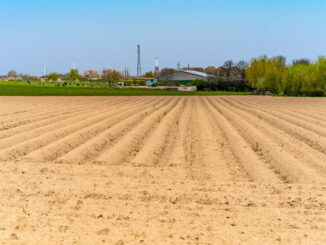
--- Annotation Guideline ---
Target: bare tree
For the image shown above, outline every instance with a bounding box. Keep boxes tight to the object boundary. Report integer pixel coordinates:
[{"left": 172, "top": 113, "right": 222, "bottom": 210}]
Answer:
[
  {"left": 122, "top": 68, "right": 130, "bottom": 79},
  {"left": 204, "top": 66, "right": 218, "bottom": 76},
  {"left": 102, "top": 69, "right": 121, "bottom": 86},
  {"left": 7, "top": 70, "right": 18, "bottom": 78},
  {"left": 182, "top": 67, "right": 204, "bottom": 72},
  {"left": 223, "top": 60, "right": 234, "bottom": 82},
  {"left": 83, "top": 69, "right": 100, "bottom": 80},
  {"left": 159, "top": 68, "right": 176, "bottom": 77},
  {"left": 235, "top": 60, "right": 248, "bottom": 81}
]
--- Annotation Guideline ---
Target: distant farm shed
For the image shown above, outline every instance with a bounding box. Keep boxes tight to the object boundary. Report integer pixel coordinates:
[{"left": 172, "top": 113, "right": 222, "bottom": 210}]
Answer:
[{"left": 158, "top": 70, "right": 215, "bottom": 84}]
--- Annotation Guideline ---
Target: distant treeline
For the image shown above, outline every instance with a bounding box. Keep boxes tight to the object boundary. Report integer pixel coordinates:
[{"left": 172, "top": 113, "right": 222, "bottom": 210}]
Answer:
[
  {"left": 2, "top": 56, "right": 326, "bottom": 95},
  {"left": 246, "top": 56, "right": 326, "bottom": 96}
]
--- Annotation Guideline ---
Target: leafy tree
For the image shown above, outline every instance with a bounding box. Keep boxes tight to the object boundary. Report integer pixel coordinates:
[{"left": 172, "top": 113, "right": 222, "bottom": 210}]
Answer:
[
  {"left": 292, "top": 58, "right": 311, "bottom": 66},
  {"left": 47, "top": 73, "right": 59, "bottom": 81},
  {"left": 68, "top": 69, "right": 79, "bottom": 81},
  {"left": 144, "top": 71, "right": 155, "bottom": 78},
  {"left": 283, "top": 64, "right": 317, "bottom": 95},
  {"left": 190, "top": 79, "right": 208, "bottom": 91},
  {"left": 102, "top": 69, "right": 121, "bottom": 86},
  {"left": 246, "top": 56, "right": 286, "bottom": 93},
  {"left": 315, "top": 56, "right": 326, "bottom": 95},
  {"left": 247, "top": 55, "right": 325, "bottom": 96}
]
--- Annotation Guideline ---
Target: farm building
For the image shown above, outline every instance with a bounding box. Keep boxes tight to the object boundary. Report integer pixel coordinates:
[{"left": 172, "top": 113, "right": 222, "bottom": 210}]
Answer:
[{"left": 158, "top": 70, "right": 215, "bottom": 84}]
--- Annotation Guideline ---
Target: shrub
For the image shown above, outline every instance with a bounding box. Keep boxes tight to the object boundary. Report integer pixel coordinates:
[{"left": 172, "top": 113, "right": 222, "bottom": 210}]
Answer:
[{"left": 190, "top": 79, "right": 208, "bottom": 91}]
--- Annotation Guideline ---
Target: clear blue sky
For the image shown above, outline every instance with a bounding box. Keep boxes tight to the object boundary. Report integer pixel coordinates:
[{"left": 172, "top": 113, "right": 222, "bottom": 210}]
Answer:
[{"left": 1, "top": 0, "right": 325, "bottom": 75}]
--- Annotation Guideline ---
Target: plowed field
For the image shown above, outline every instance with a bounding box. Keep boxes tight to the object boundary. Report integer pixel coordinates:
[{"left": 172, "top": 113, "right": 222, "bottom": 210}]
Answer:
[{"left": 0, "top": 96, "right": 325, "bottom": 245}]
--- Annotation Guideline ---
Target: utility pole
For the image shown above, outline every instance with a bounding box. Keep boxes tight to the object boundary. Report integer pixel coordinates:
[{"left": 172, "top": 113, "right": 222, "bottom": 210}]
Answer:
[{"left": 137, "top": 45, "right": 142, "bottom": 77}]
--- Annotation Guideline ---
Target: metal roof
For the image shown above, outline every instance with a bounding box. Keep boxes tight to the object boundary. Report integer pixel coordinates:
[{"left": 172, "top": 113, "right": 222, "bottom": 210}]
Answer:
[{"left": 180, "top": 70, "right": 215, "bottom": 78}]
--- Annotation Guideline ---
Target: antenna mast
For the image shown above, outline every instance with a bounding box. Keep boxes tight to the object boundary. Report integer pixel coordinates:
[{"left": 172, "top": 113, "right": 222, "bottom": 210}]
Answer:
[{"left": 137, "top": 45, "right": 142, "bottom": 77}]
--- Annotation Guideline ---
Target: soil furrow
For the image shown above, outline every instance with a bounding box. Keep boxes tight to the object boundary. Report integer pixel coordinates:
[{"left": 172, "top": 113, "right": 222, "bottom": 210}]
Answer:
[
  {"left": 212, "top": 98, "right": 324, "bottom": 184},
  {"left": 93, "top": 98, "right": 180, "bottom": 166},
  {"left": 58, "top": 97, "right": 177, "bottom": 165},
  {"left": 0, "top": 96, "right": 325, "bottom": 245},
  {"left": 130, "top": 98, "right": 186, "bottom": 167},
  {"left": 0, "top": 97, "right": 124, "bottom": 129},
  {"left": 223, "top": 97, "right": 326, "bottom": 155},
  {"left": 220, "top": 97, "right": 326, "bottom": 176},
  {"left": 205, "top": 98, "right": 280, "bottom": 183},
  {"left": 0, "top": 97, "right": 144, "bottom": 141},
  {"left": 228, "top": 97, "right": 326, "bottom": 138},
  {"left": 20, "top": 98, "right": 160, "bottom": 163},
  {"left": 0, "top": 104, "right": 148, "bottom": 162}
]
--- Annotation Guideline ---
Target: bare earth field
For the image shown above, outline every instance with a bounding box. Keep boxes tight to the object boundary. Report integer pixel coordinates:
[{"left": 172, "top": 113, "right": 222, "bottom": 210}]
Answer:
[{"left": 0, "top": 96, "right": 325, "bottom": 245}]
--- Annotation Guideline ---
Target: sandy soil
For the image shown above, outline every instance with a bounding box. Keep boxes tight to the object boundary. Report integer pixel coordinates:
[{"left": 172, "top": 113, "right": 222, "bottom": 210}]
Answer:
[{"left": 0, "top": 96, "right": 325, "bottom": 245}]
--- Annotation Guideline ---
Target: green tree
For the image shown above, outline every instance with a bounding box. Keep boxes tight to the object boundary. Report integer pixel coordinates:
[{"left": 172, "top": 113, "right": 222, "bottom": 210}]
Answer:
[
  {"left": 292, "top": 58, "right": 311, "bottom": 66},
  {"left": 68, "top": 69, "right": 79, "bottom": 81},
  {"left": 283, "top": 64, "right": 317, "bottom": 95},
  {"left": 47, "top": 72, "right": 59, "bottom": 81},
  {"left": 246, "top": 56, "right": 286, "bottom": 93},
  {"left": 190, "top": 79, "right": 208, "bottom": 91},
  {"left": 315, "top": 56, "right": 326, "bottom": 95},
  {"left": 144, "top": 71, "right": 155, "bottom": 78}
]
